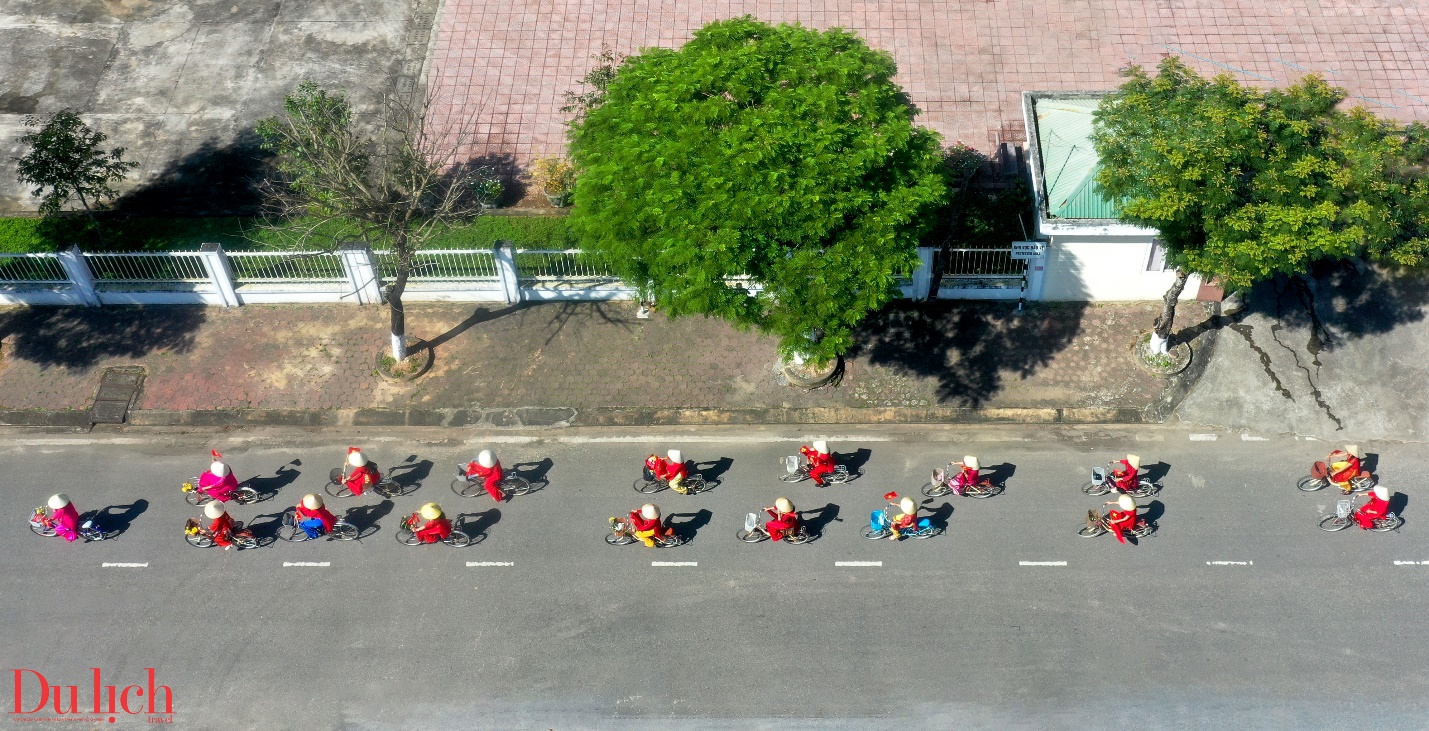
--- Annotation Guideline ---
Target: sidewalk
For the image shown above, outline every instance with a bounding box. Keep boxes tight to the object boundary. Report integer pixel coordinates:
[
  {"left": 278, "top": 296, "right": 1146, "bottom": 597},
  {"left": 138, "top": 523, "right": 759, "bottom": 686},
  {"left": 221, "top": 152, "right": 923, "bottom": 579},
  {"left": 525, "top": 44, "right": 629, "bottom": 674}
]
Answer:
[{"left": 0, "top": 299, "right": 1216, "bottom": 425}]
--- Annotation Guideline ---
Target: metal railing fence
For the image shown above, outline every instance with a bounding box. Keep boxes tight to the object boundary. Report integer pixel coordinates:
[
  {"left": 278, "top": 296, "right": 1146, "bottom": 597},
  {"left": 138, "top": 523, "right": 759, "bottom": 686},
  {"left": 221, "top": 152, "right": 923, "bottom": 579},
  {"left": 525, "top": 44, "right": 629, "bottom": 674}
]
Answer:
[
  {"left": 83, "top": 252, "right": 210, "bottom": 282},
  {"left": 515, "top": 250, "right": 615, "bottom": 281},
  {"left": 0, "top": 253, "right": 67, "bottom": 283},
  {"left": 373, "top": 249, "right": 499, "bottom": 280},
  {"left": 942, "top": 247, "right": 1026, "bottom": 278},
  {"left": 227, "top": 251, "right": 347, "bottom": 282}
]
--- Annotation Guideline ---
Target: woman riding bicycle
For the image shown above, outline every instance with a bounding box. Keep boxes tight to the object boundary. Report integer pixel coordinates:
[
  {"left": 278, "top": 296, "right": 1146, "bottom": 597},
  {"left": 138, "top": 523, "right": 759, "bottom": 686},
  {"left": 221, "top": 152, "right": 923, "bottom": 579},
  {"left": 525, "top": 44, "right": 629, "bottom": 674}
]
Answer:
[
  {"left": 463, "top": 449, "right": 506, "bottom": 502},
  {"left": 44, "top": 493, "right": 82, "bottom": 542},
  {"left": 951, "top": 456, "right": 981, "bottom": 495},
  {"left": 409, "top": 503, "right": 452, "bottom": 544},
  {"left": 295, "top": 494, "right": 337, "bottom": 539},
  {"left": 342, "top": 447, "right": 381, "bottom": 497},
  {"left": 1355, "top": 486, "right": 1391, "bottom": 530},
  {"left": 1105, "top": 495, "right": 1139, "bottom": 544},
  {"left": 889, "top": 496, "right": 918, "bottom": 540},
  {"left": 1111, "top": 454, "right": 1140, "bottom": 492},
  {"left": 799, "top": 441, "right": 835, "bottom": 487},
  {"left": 198, "top": 450, "right": 239, "bottom": 503},
  {"left": 765, "top": 498, "right": 800, "bottom": 541},
  {"left": 644, "top": 450, "right": 690, "bottom": 494},
  {"left": 629, "top": 503, "right": 672, "bottom": 547},
  {"left": 204, "top": 501, "right": 237, "bottom": 550}
]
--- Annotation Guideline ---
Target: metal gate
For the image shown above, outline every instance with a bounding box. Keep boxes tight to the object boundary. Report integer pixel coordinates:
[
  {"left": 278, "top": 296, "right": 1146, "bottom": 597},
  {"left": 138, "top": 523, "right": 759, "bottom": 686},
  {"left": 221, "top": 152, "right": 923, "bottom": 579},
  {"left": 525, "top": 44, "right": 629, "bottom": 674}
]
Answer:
[{"left": 936, "top": 246, "right": 1027, "bottom": 299}]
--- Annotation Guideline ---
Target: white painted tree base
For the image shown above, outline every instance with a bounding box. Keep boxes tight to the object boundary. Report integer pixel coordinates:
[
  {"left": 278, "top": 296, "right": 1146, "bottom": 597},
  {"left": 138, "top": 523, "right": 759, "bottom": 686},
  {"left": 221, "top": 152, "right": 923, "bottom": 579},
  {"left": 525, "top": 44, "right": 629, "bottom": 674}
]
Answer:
[
  {"left": 1147, "top": 332, "right": 1169, "bottom": 355},
  {"left": 391, "top": 333, "right": 408, "bottom": 361}
]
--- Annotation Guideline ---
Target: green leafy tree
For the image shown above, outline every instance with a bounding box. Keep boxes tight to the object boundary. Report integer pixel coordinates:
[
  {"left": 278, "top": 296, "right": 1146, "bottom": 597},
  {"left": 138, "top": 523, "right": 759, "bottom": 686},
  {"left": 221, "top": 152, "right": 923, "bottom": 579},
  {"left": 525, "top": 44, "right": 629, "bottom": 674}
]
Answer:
[
  {"left": 15, "top": 110, "right": 138, "bottom": 245},
  {"left": 1093, "top": 57, "right": 1429, "bottom": 352},
  {"left": 567, "top": 17, "right": 948, "bottom": 365},
  {"left": 256, "top": 81, "right": 485, "bottom": 361}
]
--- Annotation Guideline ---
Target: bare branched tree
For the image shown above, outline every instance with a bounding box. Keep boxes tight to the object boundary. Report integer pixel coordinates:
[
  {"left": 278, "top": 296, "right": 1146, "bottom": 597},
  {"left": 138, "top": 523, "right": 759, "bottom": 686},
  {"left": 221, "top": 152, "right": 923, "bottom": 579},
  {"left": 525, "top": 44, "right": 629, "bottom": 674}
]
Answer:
[{"left": 256, "top": 81, "right": 486, "bottom": 361}]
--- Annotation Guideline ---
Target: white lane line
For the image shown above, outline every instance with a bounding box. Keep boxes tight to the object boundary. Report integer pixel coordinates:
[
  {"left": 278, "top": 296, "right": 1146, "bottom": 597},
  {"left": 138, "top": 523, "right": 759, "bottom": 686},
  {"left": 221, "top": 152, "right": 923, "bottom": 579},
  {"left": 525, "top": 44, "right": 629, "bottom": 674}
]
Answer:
[
  {"left": 467, "top": 561, "right": 514, "bottom": 567},
  {"left": 835, "top": 561, "right": 883, "bottom": 567},
  {"left": 101, "top": 562, "right": 148, "bottom": 568},
  {"left": 283, "top": 561, "right": 330, "bottom": 567},
  {"left": 1240, "top": 433, "right": 1269, "bottom": 441},
  {"left": 651, "top": 561, "right": 698, "bottom": 567},
  {"left": 1393, "top": 560, "right": 1429, "bottom": 566},
  {"left": 1019, "top": 561, "right": 1067, "bottom": 567},
  {"left": 1189, "top": 433, "right": 1220, "bottom": 441},
  {"left": 1206, "top": 561, "right": 1253, "bottom": 566}
]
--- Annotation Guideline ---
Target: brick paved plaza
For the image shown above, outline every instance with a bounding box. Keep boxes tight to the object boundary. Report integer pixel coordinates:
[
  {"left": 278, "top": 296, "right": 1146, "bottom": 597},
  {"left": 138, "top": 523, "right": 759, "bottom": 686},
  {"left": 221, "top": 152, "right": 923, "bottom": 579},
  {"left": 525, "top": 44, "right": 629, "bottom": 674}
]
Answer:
[{"left": 430, "top": 0, "right": 1429, "bottom": 165}]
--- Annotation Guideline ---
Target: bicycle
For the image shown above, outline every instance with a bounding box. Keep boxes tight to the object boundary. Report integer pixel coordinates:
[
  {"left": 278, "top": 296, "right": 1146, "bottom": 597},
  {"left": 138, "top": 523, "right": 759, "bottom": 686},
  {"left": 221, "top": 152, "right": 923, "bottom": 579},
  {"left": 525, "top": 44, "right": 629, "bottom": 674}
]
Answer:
[
  {"left": 861, "top": 501, "right": 941, "bottom": 540},
  {"left": 183, "top": 518, "right": 258, "bottom": 549},
  {"left": 1318, "top": 498, "right": 1402, "bottom": 532},
  {"left": 450, "top": 465, "right": 534, "bottom": 499},
  {"left": 633, "top": 470, "right": 709, "bottom": 495},
  {"left": 181, "top": 477, "right": 259, "bottom": 506},
  {"left": 277, "top": 509, "right": 359, "bottom": 542},
  {"left": 777, "top": 455, "right": 852, "bottom": 485},
  {"left": 1297, "top": 465, "right": 1376, "bottom": 494},
  {"left": 736, "top": 511, "right": 813, "bottom": 544},
  {"left": 394, "top": 514, "right": 471, "bottom": 547},
  {"left": 29, "top": 507, "right": 111, "bottom": 541},
  {"left": 1078, "top": 509, "right": 1155, "bottom": 539},
  {"left": 922, "top": 464, "right": 1004, "bottom": 498},
  {"left": 325, "top": 466, "right": 404, "bottom": 499},
  {"left": 1080, "top": 465, "right": 1158, "bottom": 498},
  {"left": 605, "top": 516, "right": 685, "bottom": 547}
]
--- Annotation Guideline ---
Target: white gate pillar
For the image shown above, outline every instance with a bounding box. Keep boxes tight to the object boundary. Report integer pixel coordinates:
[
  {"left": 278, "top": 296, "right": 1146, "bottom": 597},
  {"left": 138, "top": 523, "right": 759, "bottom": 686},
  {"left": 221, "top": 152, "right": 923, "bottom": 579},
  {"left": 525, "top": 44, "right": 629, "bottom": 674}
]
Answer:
[
  {"left": 199, "top": 243, "right": 240, "bottom": 307},
  {"left": 911, "top": 246, "right": 936, "bottom": 300},
  {"left": 493, "top": 240, "right": 521, "bottom": 305},
  {"left": 57, "top": 245, "right": 101, "bottom": 306},
  {"left": 338, "top": 243, "right": 384, "bottom": 305}
]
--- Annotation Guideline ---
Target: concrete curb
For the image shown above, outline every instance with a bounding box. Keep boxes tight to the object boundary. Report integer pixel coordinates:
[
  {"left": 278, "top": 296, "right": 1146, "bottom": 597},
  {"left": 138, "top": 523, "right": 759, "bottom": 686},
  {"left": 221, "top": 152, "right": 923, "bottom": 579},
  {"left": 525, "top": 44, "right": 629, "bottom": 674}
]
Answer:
[{"left": 0, "top": 405, "right": 1152, "bottom": 429}]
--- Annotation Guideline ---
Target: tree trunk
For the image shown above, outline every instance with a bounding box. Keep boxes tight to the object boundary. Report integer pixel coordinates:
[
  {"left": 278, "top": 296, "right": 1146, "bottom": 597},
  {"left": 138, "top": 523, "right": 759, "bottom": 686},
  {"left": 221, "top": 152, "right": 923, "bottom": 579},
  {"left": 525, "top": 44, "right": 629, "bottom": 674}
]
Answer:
[
  {"left": 73, "top": 189, "right": 106, "bottom": 248},
  {"left": 1149, "top": 268, "right": 1190, "bottom": 354},
  {"left": 388, "top": 266, "right": 409, "bottom": 361}
]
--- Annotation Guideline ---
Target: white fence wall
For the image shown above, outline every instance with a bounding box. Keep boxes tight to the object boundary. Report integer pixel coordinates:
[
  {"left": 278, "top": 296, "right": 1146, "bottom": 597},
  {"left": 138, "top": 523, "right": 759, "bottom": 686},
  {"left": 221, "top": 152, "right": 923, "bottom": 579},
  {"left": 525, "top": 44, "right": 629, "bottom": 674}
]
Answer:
[
  {"left": 1038, "top": 235, "right": 1201, "bottom": 302},
  {"left": 0, "top": 243, "right": 940, "bottom": 307}
]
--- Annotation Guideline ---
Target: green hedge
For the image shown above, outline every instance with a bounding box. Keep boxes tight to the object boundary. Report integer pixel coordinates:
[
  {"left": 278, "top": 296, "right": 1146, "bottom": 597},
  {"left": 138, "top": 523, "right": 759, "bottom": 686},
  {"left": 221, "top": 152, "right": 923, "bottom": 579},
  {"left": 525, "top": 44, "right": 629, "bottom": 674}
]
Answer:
[{"left": 0, "top": 215, "right": 579, "bottom": 253}]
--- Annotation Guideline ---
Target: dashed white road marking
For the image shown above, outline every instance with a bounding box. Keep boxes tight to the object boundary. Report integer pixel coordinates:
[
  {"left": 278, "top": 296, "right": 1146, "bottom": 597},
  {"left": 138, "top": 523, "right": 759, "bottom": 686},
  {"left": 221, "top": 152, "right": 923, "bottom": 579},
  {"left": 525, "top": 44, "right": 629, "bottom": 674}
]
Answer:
[
  {"left": 1206, "top": 561, "right": 1253, "bottom": 566},
  {"left": 835, "top": 561, "right": 883, "bottom": 567},
  {"left": 1189, "top": 433, "right": 1220, "bottom": 441},
  {"left": 283, "top": 561, "right": 330, "bottom": 567},
  {"left": 101, "top": 562, "right": 148, "bottom": 568},
  {"left": 1393, "top": 560, "right": 1429, "bottom": 566},
  {"left": 1240, "top": 433, "right": 1269, "bottom": 442},
  {"left": 467, "top": 561, "right": 514, "bottom": 567},
  {"left": 1019, "top": 561, "right": 1067, "bottom": 567},
  {"left": 651, "top": 561, "right": 698, "bottom": 567}
]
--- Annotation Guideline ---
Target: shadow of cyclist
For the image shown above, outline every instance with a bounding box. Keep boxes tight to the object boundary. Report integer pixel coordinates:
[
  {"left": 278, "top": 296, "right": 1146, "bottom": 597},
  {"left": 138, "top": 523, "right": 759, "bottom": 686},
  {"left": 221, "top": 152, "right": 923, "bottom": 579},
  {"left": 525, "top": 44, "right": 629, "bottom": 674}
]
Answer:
[
  {"left": 245, "top": 509, "right": 288, "bottom": 545},
  {"left": 342, "top": 500, "right": 394, "bottom": 538},
  {"left": 836, "top": 448, "right": 873, "bottom": 477},
  {"left": 456, "top": 508, "right": 502, "bottom": 540},
  {"left": 800, "top": 502, "right": 841, "bottom": 536},
  {"left": 511, "top": 458, "right": 554, "bottom": 489},
  {"left": 922, "top": 501, "right": 954, "bottom": 530},
  {"left": 241, "top": 459, "right": 301, "bottom": 502},
  {"left": 389, "top": 455, "right": 433, "bottom": 492},
  {"left": 83, "top": 499, "right": 148, "bottom": 539},
  {"left": 667, "top": 508, "right": 713, "bottom": 542},
  {"left": 1140, "top": 461, "right": 1172, "bottom": 485},
  {"left": 694, "top": 457, "right": 733, "bottom": 485}
]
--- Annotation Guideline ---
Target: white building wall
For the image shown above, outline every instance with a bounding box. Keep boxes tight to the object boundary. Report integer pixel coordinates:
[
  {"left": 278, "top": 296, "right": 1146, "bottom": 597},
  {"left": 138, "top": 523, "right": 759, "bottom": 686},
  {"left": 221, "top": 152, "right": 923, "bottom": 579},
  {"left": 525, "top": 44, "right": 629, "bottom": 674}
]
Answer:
[{"left": 1038, "top": 232, "right": 1201, "bottom": 302}]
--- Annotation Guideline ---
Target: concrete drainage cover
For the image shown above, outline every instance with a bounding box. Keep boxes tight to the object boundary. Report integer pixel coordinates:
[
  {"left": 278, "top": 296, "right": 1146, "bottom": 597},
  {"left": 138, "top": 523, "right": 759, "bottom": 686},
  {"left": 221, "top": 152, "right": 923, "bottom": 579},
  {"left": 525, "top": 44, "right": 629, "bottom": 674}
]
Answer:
[{"left": 90, "top": 367, "right": 146, "bottom": 424}]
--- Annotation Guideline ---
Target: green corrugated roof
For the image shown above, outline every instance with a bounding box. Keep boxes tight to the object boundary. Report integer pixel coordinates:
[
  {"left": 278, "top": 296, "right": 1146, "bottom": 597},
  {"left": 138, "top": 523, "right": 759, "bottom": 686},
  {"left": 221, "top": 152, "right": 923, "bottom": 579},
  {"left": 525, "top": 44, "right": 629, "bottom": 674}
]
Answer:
[{"left": 1035, "top": 99, "right": 1121, "bottom": 219}]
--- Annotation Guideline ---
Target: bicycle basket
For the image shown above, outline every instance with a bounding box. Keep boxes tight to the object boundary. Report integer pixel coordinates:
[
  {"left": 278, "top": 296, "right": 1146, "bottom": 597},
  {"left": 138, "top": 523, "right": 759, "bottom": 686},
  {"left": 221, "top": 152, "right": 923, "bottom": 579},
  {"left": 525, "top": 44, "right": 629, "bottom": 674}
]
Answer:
[
  {"left": 869, "top": 510, "right": 888, "bottom": 530},
  {"left": 1092, "top": 467, "right": 1106, "bottom": 482},
  {"left": 744, "top": 513, "right": 759, "bottom": 532},
  {"left": 1335, "top": 499, "right": 1354, "bottom": 519},
  {"left": 931, "top": 467, "right": 946, "bottom": 484},
  {"left": 183, "top": 518, "right": 200, "bottom": 535},
  {"left": 784, "top": 456, "right": 800, "bottom": 474}
]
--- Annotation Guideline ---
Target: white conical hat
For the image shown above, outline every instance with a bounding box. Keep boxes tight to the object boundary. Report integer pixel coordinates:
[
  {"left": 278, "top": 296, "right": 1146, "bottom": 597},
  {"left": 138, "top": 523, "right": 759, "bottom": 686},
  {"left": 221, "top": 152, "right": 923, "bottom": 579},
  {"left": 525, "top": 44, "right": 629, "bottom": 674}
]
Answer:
[
  {"left": 48, "top": 493, "right": 70, "bottom": 509},
  {"left": 1126, "top": 454, "right": 1141, "bottom": 470},
  {"left": 302, "top": 494, "right": 322, "bottom": 510},
  {"left": 963, "top": 456, "right": 979, "bottom": 470},
  {"left": 1346, "top": 444, "right": 1362, "bottom": 458},
  {"left": 1117, "top": 495, "right": 1136, "bottom": 512},
  {"left": 419, "top": 502, "right": 442, "bottom": 521},
  {"left": 667, "top": 449, "right": 682, "bottom": 464},
  {"left": 813, "top": 440, "right": 829, "bottom": 455},
  {"left": 205, "top": 501, "right": 227, "bottom": 519},
  {"left": 209, "top": 461, "right": 230, "bottom": 477},
  {"left": 347, "top": 448, "right": 367, "bottom": 467},
  {"left": 640, "top": 503, "right": 659, "bottom": 520},
  {"left": 899, "top": 497, "right": 916, "bottom": 514},
  {"left": 1372, "top": 486, "right": 1389, "bottom": 501},
  {"left": 477, "top": 449, "right": 495, "bottom": 468},
  {"left": 775, "top": 497, "right": 794, "bottom": 514}
]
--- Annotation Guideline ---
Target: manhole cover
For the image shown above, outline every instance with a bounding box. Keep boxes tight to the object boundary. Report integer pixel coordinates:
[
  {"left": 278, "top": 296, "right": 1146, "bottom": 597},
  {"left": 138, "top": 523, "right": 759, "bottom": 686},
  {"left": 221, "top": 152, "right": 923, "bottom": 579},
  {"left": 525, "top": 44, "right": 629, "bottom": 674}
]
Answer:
[{"left": 89, "top": 367, "right": 145, "bottom": 425}]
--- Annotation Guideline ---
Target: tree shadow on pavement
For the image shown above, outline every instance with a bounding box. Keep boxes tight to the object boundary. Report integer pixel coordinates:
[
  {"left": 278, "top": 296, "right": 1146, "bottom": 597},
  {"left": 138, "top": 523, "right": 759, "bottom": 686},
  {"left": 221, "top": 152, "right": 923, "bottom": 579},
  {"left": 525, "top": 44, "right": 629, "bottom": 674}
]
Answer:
[
  {"left": 0, "top": 306, "right": 207, "bottom": 370},
  {"left": 426, "top": 303, "right": 527, "bottom": 349},
  {"left": 668, "top": 509, "right": 713, "bottom": 542},
  {"left": 242, "top": 460, "right": 301, "bottom": 502},
  {"left": 800, "top": 503, "right": 840, "bottom": 536},
  {"left": 1244, "top": 263, "right": 1429, "bottom": 352},
  {"left": 84, "top": 499, "right": 148, "bottom": 539},
  {"left": 847, "top": 300, "right": 1087, "bottom": 407},
  {"left": 456, "top": 508, "right": 501, "bottom": 539},
  {"left": 837, "top": 448, "right": 872, "bottom": 477},
  {"left": 542, "top": 301, "right": 640, "bottom": 345},
  {"left": 343, "top": 500, "right": 394, "bottom": 536}
]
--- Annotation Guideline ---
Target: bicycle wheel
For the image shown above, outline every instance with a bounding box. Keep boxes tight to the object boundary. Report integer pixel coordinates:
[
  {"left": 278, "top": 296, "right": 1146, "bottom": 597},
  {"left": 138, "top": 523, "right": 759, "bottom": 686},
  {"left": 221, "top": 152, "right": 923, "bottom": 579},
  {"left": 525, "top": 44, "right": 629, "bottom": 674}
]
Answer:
[
  {"left": 1131, "top": 523, "right": 1154, "bottom": 538},
  {"left": 1082, "top": 480, "right": 1112, "bottom": 496},
  {"left": 374, "top": 480, "right": 403, "bottom": 499},
  {"left": 657, "top": 534, "right": 684, "bottom": 548},
  {"left": 605, "top": 532, "right": 636, "bottom": 546},
  {"left": 445, "top": 531, "right": 472, "bottom": 547},
  {"left": 778, "top": 471, "right": 807, "bottom": 484},
  {"left": 861, "top": 526, "right": 888, "bottom": 540},
  {"left": 921, "top": 482, "right": 953, "bottom": 498},
  {"left": 1129, "top": 480, "right": 1158, "bottom": 498},
  {"left": 684, "top": 475, "right": 708, "bottom": 494},
  {"left": 236, "top": 487, "right": 260, "bottom": 504},
  {"left": 185, "top": 532, "right": 214, "bottom": 548},
  {"left": 1318, "top": 515, "right": 1352, "bottom": 532},
  {"left": 277, "top": 522, "right": 306, "bottom": 542},
  {"left": 634, "top": 478, "right": 664, "bottom": 494},
  {"left": 184, "top": 490, "right": 207, "bottom": 506},
  {"left": 1077, "top": 526, "right": 1107, "bottom": 538},
  {"left": 29, "top": 521, "right": 56, "bottom": 537},
  {"left": 913, "top": 527, "right": 944, "bottom": 539},
  {"left": 1297, "top": 476, "right": 1328, "bottom": 492},
  {"left": 737, "top": 529, "right": 766, "bottom": 543},
  {"left": 1350, "top": 475, "right": 1377, "bottom": 492},
  {"left": 785, "top": 530, "right": 815, "bottom": 545},
  {"left": 395, "top": 528, "right": 420, "bottom": 545},
  {"left": 324, "top": 481, "right": 354, "bottom": 498},
  {"left": 233, "top": 533, "right": 258, "bottom": 549},
  {"left": 1372, "top": 516, "right": 1402, "bottom": 532},
  {"left": 451, "top": 478, "right": 482, "bottom": 497},
  {"left": 966, "top": 482, "right": 1003, "bottom": 498},
  {"left": 329, "top": 522, "right": 359, "bottom": 541},
  {"left": 501, "top": 476, "right": 532, "bottom": 496},
  {"left": 827, "top": 467, "right": 853, "bottom": 484}
]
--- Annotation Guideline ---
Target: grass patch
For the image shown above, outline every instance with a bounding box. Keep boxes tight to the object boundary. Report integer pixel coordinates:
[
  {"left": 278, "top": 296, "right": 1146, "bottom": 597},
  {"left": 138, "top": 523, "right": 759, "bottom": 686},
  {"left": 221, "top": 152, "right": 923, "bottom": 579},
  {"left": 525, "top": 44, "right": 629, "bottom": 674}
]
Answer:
[{"left": 0, "top": 215, "right": 580, "bottom": 253}]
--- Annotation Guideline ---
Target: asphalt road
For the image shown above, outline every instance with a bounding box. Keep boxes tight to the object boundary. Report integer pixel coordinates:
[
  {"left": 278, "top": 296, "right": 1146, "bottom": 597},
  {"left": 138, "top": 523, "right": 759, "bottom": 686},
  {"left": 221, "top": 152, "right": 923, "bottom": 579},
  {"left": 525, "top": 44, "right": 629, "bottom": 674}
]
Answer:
[{"left": 2, "top": 425, "right": 1425, "bottom": 730}]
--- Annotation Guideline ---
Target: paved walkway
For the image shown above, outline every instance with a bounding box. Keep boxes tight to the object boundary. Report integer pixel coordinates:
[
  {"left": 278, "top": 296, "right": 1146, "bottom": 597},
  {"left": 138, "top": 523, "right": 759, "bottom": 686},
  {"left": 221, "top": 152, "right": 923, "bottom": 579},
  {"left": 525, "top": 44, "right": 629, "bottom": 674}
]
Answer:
[
  {"left": 0, "top": 300, "right": 1213, "bottom": 416},
  {"left": 429, "top": 0, "right": 1429, "bottom": 168}
]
